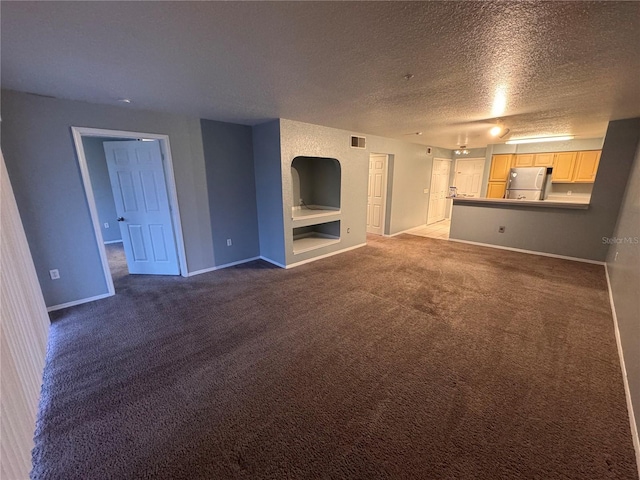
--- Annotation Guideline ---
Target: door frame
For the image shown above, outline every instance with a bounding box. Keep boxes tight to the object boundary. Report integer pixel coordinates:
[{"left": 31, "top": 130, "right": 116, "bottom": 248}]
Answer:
[
  {"left": 367, "top": 153, "right": 389, "bottom": 235},
  {"left": 71, "top": 126, "right": 188, "bottom": 296},
  {"left": 453, "top": 157, "right": 486, "bottom": 196},
  {"left": 427, "top": 157, "right": 452, "bottom": 225}
]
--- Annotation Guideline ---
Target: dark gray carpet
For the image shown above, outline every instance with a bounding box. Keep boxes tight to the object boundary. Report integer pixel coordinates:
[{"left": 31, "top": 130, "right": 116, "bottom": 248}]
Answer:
[{"left": 34, "top": 235, "right": 638, "bottom": 479}]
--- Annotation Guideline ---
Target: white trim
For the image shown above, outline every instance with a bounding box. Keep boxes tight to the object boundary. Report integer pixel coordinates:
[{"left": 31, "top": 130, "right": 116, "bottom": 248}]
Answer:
[
  {"left": 187, "top": 256, "right": 261, "bottom": 276},
  {"left": 605, "top": 264, "right": 640, "bottom": 478},
  {"left": 71, "top": 127, "right": 189, "bottom": 299},
  {"left": 286, "top": 243, "right": 366, "bottom": 269},
  {"left": 47, "top": 293, "right": 113, "bottom": 312},
  {"left": 384, "top": 226, "right": 424, "bottom": 238},
  {"left": 186, "top": 266, "right": 218, "bottom": 277},
  {"left": 103, "top": 240, "right": 123, "bottom": 245},
  {"left": 259, "top": 256, "right": 287, "bottom": 269},
  {"left": 367, "top": 153, "right": 389, "bottom": 236},
  {"left": 447, "top": 238, "right": 605, "bottom": 265}
]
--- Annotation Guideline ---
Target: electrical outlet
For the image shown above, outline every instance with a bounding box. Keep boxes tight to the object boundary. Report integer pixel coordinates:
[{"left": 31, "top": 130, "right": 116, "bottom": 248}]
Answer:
[
  {"left": 226, "top": 239, "right": 232, "bottom": 247},
  {"left": 498, "top": 226, "right": 506, "bottom": 233},
  {"left": 615, "top": 251, "right": 619, "bottom": 261},
  {"left": 49, "top": 269, "right": 60, "bottom": 280},
  {"left": 104, "top": 222, "right": 109, "bottom": 229},
  {"left": 567, "top": 190, "right": 572, "bottom": 196}
]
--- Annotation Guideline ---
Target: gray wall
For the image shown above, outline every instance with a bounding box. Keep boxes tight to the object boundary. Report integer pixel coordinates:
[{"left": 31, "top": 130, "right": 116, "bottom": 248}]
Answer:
[
  {"left": 201, "top": 119, "right": 260, "bottom": 266},
  {"left": 606, "top": 139, "right": 640, "bottom": 439},
  {"left": 1, "top": 89, "right": 215, "bottom": 307},
  {"left": 279, "top": 119, "right": 369, "bottom": 265},
  {"left": 450, "top": 119, "right": 640, "bottom": 261},
  {"left": 253, "top": 120, "right": 286, "bottom": 266},
  {"left": 82, "top": 136, "right": 131, "bottom": 244},
  {"left": 367, "top": 140, "right": 447, "bottom": 235}
]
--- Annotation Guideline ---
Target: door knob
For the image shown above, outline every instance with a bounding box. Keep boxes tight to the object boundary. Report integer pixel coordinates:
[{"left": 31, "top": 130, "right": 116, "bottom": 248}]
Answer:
[{"left": 117, "top": 217, "right": 125, "bottom": 222}]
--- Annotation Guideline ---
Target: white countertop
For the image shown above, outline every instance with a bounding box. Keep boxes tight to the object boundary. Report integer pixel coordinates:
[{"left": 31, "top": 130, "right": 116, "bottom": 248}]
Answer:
[{"left": 450, "top": 196, "right": 589, "bottom": 210}]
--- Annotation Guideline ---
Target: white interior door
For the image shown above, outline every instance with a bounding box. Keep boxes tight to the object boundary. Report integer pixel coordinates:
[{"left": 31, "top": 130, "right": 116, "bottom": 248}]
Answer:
[
  {"left": 104, "top": 140, "right": 180, "bottom": 275},
  {"left": 453, "top": 158, "right": 485, "bottom": 198},
  {"left": 427, "top": 159, "right": 451, "bottom": 225},
  {"left": 367, "top": 154, "right": 387, "bottom": 235}
]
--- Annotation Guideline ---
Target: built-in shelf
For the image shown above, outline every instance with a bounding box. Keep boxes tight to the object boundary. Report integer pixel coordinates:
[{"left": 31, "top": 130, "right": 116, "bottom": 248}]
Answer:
[
  {"left": 292, "top": 233, "right": 341, "bottom": 254},
  {"left": 292, "top": 220, "right": 340, "bottom": 254},
  {"left": 292, "top": 206, "right": 341, "bottom": 227}
]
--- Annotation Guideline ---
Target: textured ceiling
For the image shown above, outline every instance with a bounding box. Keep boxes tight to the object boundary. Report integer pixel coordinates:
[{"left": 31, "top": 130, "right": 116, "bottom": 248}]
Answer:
[{"left": 2, "top": 1, "right": 639, "bottom": 148}]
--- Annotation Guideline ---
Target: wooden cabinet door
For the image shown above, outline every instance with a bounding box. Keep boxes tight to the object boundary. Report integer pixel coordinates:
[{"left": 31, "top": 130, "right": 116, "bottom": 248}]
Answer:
[
  {"left": 514, "top": 154, "right": 535, "bottom": 167},
  {"left": 489, "top": 155, "right": 513, "bottom": 181},
  {"left": 573, "top": 150, "right": 601, "bottom": 183},
  {"left": 534, "top": 153, "right": 555, "bottom": 167},
  {"left": 552, "top": 152, "right": 577, "bottom": 182},
  {"left": 487, "top": 182, "right": 506, "bottom": 199}
]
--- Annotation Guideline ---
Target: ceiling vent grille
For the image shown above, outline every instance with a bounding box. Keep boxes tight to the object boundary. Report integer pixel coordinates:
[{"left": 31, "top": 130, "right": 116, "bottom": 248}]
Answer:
[{"left": 350, "top": 136, "right": 366, "bottom": 149}]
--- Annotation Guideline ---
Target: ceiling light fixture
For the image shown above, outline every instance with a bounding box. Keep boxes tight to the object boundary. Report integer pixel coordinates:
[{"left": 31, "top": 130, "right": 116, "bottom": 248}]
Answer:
[
  {"left": 490, "top": 125, "right": 502, "bottom": 137},
  {"left": 118, "top": 98, "right": 131, "bottom": 104},
  {"left": 506, "top": 135, "right": 574, "bottom": 145},
  {"left": 455, "top": 146, "right": 470, "bottom": 155},
  {"left": 403, "top": 73, "right": 414, "bottom": 80}
]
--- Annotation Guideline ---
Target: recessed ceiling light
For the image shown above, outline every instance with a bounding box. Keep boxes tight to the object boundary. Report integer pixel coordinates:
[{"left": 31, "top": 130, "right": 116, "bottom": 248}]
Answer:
[
  {"left": 118, "top": 98, "right": 131, "bottom": 104},
  {"left": 490, "top": 126, "right": 502, "bottom": 137},
  {"left": 506, "top": 135, "right": 574, "bottom": 145}
]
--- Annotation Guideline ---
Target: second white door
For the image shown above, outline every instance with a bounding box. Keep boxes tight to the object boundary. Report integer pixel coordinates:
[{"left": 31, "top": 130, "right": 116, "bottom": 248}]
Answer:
[
  {"left": 367, "top": 154, "right": 387, "bottom": 235},
  {"left": 454, "top": 158, "right": 485, "bottom": 198},
  {"left": 427, "top": 159, "right": 451, "bottom": 225},
  {"left": 104, "top": 140, "right": 180, "bottom": 275}
]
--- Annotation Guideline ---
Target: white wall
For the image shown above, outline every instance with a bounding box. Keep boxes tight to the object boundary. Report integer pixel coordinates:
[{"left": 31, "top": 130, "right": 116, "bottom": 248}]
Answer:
[{"left": 0, "top": 150, "right": 50, "bottom": 479}]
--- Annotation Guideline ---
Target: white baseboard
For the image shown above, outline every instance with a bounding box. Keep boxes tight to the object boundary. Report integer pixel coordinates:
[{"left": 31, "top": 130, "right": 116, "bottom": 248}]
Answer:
[
  {"left": 259, "top": 256, "right": 286, "bottom": 268},
  {"left": 605, "top": 264, "right": 640, "bottom": 478},
  {"left": 384, "top": 227, "right": 423, "bottom": 238},
  {"left": 103, "top": 240, "right": 123, "bottom": 245},
  {"left": 214, "top": 256, "right": 261, "bottom": 271},
  {"left": 187, "top": 256, "right": 261, "bottom": 277},
  {"left": 286, "top": 243, "right": 367, "bottom": 269},
  {"left": 47, "top": 292, "right": 114, "bottom": 312},
  {"left": 447, "top": 238, "right": 605, "bottom": 265}
]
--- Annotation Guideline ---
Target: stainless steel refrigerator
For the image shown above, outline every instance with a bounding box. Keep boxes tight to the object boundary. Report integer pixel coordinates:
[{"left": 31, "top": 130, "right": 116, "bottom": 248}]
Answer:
[{"left": 505, "top": 167, "right": 548, "bottom": 200}]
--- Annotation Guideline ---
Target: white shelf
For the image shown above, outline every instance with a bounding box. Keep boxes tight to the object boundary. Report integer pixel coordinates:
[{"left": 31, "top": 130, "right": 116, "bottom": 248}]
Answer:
[
  {"left": 292, "top": 232, "right": 340, "bottom": 255},
  {"left": 291, "top": 206, "right": 341, "bottom": 227}
]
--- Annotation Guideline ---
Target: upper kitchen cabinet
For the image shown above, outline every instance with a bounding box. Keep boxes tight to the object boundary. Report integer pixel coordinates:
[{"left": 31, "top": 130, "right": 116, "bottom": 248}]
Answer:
[
  {"left": 551, "top": 152, "right": 578, "bottom": 182},
  {"left": 533, "top": 153, "right": 555, "bottom": 167},
  {"left": 489, "top": 154, "right": 514, "bottom": 182},
  {"left": 573, "top": 150, "right": 601, "bottom": 183},
  {"left": 514, "top": 154, "right": 535, "bottom": 167}
]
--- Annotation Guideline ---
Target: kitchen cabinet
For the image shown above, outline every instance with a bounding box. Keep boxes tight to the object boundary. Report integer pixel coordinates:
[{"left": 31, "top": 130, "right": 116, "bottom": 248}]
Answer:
[
  {"left": 573, "top": 150, "right": 601, "bottom": 183},
  {"left": 534, "top": 153, "right": 555, "bottom": 167},
  {"left": 551, "top": 152, "right": 578, "bottom": 182},
  {"left": 487, "top": 181, "right": 506, "bottom": 199},
  {"left": 514, "top": 154, "right": 535, "bottom": 167},
  {"left": 489, "top": 154, "right": 514, "bottom": 182}
]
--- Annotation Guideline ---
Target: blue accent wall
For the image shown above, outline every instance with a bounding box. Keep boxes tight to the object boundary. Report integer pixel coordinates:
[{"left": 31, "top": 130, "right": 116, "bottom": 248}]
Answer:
[{"left": 200, "top": 119, "right": 260, "bottom": 266}]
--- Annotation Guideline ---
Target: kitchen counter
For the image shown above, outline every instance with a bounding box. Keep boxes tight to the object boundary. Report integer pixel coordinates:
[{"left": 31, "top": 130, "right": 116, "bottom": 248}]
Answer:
[{"left": 449, "top": 196, "right": 589, "bottom": 210}]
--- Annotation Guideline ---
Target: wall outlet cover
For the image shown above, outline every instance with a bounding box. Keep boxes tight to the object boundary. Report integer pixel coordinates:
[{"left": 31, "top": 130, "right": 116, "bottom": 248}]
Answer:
[
  {"left": 104, "top": 222, "right": 109, "bottom": 228},
  {"left": 226, "top": 239, "right": 232, "bottom": 246},
  {"left": 49, "top": 269, "right": 60, "bottom": 280}
]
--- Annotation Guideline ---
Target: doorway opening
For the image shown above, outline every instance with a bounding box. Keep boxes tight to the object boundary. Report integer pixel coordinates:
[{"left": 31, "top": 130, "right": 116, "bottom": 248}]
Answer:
[
  {"left": 366, "top": 153, "right": 389, "bottom": 235},
  {"left": 427, "top": 158, "right": 451, "bottom": 226},
  {"left": 71, "top": 127, "right": 188, "bottom": 297}
]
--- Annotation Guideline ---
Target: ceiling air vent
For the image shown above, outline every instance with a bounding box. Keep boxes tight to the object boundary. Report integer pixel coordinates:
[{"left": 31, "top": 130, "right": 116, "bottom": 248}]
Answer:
[{"left": 350, "top": 136, "right": 366, "bottom": 149}]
